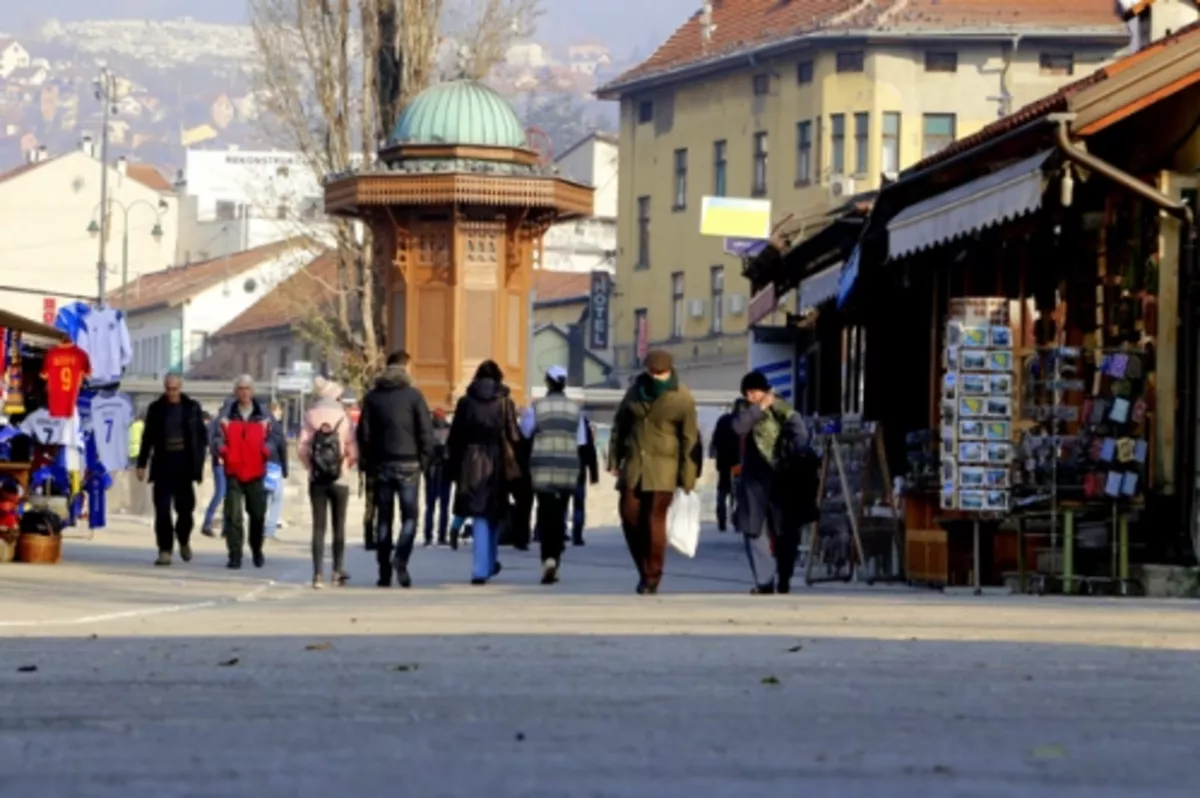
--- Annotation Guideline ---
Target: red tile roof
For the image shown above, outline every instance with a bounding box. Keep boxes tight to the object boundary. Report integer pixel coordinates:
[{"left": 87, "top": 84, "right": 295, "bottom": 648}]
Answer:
[
  {"left": 125, "top": 163, "right": 173, "bottom": 192},
  {"left": 117, "top": 238, "right": 316, "bottom": 314},
  {"left": 912, "top": 18, "right": 1200, "bottom": 170},
  {"left": 215, "top": 251, "right": 338, "bottom": 337},
  {"left": 533, "top": 269, "right": 592, "bottom": 302},
  {"left": 601, "top": 0, "right": 1124, "bottom": 93},
  {"left": 0, "top": 157, "right": 53, "bottom": 185}
]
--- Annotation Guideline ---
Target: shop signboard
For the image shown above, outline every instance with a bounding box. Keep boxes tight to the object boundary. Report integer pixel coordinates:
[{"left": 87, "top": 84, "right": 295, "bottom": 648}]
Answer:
[
  {"left": 700, "top": 196, "right": 772, "bottom": 239},
  {"left": 588, "top": 270, "right": 610, "bottom": 350},
  {"left": 168, "top": 328, "right": 183, "bottom": 374}
]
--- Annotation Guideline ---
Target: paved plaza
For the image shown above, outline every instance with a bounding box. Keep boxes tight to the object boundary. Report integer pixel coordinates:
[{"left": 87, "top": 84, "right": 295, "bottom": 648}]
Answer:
[{"left": 1, "top": 508, "right": 1198, "bottom": 798}]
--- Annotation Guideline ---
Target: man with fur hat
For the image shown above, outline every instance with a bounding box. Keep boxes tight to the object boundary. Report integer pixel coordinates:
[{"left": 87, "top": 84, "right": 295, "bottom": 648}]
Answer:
[{"left": 731, "top": 369, "right": 810, "bottom": 594}]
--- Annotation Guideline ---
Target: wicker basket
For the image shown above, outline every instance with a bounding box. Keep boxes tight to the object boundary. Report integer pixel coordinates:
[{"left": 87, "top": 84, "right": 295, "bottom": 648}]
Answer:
[{"left": 17, "top": 533, "right": 62, "bottom": 564}]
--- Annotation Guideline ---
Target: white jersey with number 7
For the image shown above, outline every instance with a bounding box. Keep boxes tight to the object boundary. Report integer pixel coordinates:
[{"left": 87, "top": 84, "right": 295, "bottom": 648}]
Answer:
[{"left": 90, "top": 392, "right": 135, "bottom": 472}]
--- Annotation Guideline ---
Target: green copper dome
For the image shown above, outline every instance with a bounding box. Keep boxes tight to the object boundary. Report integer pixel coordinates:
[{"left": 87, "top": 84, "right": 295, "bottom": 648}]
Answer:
[{"left": 390, "top": 80, "right": 527, "bottom": 148}]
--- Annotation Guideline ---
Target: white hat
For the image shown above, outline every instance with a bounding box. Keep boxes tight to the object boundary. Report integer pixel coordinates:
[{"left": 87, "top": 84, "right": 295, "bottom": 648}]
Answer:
[{"left": 546, "top": 365, "right": 568, "bottom": 382}]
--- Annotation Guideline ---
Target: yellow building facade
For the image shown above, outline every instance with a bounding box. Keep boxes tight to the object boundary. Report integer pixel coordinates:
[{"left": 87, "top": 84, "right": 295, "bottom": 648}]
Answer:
[{"left": 600, "top": 8, "right": 1129, "bottom": 391}]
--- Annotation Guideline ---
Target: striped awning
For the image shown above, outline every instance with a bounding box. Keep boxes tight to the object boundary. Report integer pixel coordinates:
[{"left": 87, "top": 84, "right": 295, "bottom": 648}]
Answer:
[{"left": 888, "top": 150, "right": 1053, "bottom": 260}]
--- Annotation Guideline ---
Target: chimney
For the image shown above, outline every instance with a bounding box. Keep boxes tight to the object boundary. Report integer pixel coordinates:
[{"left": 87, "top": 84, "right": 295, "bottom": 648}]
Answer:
[
  {"left": 117, "top": 155, "right": 127, "bottom": 175},
  {"left": 80, "top": 134, "right": 94, "bottom": 158},
  {"left": 1124, "top": 0, "right": 1199, "bottom": 50}
]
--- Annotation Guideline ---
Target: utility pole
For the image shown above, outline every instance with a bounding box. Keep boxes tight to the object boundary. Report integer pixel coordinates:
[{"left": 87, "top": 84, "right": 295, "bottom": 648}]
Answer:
[{"left": 93, "top": 68, "right": 118, "bottom": 304}]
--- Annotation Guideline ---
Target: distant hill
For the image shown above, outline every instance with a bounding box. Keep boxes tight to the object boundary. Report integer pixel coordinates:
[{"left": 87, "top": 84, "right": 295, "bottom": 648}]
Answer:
[{"left": 0, "top": 0, "right": 696, "bottom": 60}]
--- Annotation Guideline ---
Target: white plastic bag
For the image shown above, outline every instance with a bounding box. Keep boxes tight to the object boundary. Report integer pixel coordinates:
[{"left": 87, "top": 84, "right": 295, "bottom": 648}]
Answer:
[{"left": 666, "top": 489, "right": 701, "bottom": 558}]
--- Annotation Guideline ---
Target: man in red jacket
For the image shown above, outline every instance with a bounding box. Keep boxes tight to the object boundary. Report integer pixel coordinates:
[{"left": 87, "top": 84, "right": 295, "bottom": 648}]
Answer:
[{"left": 214, "top": 375, "right": 276, "bottom": 569}]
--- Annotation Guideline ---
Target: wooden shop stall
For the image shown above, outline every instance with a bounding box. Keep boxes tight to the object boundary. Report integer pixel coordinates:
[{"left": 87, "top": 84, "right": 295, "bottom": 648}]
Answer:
[
  {"left": 0, "top": 307, "right": 70, "bottom": 564},
  {"left": 838, "top": 24, "right": 1200, "bottom": 592}
]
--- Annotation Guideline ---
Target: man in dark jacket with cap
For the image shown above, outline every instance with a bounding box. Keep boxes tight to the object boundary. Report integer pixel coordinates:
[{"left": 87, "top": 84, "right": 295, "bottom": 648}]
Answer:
[
  {"left": 358, "top": 350, "right": 434, "bottom": 588},
  {"left": 731, "top": 370, "right": 810, "bottom": 595}
]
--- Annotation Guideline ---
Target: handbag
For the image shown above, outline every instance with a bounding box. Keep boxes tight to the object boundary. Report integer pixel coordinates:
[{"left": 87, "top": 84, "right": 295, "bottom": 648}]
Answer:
[{"left": 500, "top": 399, "right": 522, "bottom": 482}]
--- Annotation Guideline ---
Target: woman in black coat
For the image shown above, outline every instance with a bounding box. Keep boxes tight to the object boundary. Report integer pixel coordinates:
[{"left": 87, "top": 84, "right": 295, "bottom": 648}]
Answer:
[{"left": 447, "top": 360, "right": 522, "bottom": 585}]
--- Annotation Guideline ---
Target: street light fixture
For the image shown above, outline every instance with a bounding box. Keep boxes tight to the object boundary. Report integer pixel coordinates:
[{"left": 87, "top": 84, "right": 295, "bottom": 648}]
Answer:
[{"left": 88, "top": 197, "right": 167, "bottom": 309}]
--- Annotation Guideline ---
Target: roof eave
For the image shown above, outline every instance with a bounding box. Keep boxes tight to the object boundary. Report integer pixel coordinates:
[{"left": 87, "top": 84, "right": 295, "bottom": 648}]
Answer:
[{"left": 597, "top": 26, "right": 1129, "bottom": 99}]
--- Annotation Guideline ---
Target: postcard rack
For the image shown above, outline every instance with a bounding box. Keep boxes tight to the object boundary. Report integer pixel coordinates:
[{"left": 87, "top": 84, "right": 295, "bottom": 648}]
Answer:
[{"left": 805, "top": 424, "right": 903, "bottom": 586}]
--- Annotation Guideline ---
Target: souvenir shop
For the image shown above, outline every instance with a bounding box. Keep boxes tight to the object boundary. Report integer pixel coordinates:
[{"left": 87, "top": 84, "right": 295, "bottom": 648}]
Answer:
[{"left": 1, "top": 301, "right": 135, "bottom": 564}]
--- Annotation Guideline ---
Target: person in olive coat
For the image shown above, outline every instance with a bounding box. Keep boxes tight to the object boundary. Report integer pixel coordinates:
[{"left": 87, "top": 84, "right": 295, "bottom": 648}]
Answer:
[{"left": 607, "top": 349, "right": 699, "bottom": 595}]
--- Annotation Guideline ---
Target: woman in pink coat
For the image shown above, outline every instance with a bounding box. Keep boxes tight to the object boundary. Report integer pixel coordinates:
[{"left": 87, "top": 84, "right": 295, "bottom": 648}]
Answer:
[{"left": 299, "top": 377, "right": 358, "bottom": 588}]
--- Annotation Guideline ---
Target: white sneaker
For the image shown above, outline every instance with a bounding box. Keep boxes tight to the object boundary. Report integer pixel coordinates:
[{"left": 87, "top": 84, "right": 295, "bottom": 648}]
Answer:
[{"left": 541, "top": 558, "right": 559, "bottom": 585}]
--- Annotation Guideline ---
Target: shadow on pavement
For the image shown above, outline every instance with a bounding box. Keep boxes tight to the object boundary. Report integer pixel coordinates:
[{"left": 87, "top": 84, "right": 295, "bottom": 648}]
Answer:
[{"left": 0, "top": 633, "right": 1196, "bottom": 798}]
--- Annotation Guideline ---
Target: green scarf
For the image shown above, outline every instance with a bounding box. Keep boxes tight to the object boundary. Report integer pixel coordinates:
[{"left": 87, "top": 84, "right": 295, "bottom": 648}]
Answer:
[
  {"left": 752, "top": 398, "right": 794, "bottom": 465},
  {"left": 637, "top": 371, "right": 677, "bottom": 403}
]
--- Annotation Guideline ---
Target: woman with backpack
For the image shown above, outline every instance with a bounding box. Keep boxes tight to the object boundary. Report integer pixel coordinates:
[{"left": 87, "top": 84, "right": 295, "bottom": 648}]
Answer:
[{"left": 299, "top": 377, "right": 357, "bottom": 589}]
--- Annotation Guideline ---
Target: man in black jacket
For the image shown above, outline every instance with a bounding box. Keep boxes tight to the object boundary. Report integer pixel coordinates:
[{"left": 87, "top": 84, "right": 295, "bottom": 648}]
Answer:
[
  {"left": 135, "top": 374, "right": 207, "bottom": 566},
  {"left": 422, "top": 407, "right": 452, "bottom": 546},
  {"left": 357, "top": 350, "right": 434, "bottom": 588},
  {"left": 709, "top": 406, "right": 740, "bottom": 532}
]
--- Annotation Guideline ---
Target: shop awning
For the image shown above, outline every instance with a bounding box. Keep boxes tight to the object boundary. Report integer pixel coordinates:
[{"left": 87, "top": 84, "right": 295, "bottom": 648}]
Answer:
[
  {"left": 0, "top": 308, "right": 67, "bottom": 343},
  {"left": 797, "top": 263, "right": 842, "bottom": 314},
  {"left": 887, "top": 150, "right": 1053, "bottom": 260}
]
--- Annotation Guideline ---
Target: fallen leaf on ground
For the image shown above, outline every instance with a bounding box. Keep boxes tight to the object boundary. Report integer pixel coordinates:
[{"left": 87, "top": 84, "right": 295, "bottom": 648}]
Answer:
[
  {"left": 760, "top": 675, "right": 781, "bottom": 686},
  {"left": 786, "top": 644, "right": 804, "bottom": 653},
  {"left": 304, "top": 642, "right": 333, "bottom": 651},
  {"left": 1032, "top": 745, "right": 1067, "bottom": 760},
  {"left": 393, "top": 664, "right": 419, "bottom": 672},
  {"left": 17, "top": 665, "right": 37, "bottom": 673},
  {"left": 218, "top": 657, "right": 240, "bottom": 667}
]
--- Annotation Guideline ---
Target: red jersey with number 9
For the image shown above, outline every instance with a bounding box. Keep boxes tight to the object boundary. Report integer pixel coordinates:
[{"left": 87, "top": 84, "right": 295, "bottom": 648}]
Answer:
[{"left": 41, "top": 343, "right": 91, "bottom": 418}]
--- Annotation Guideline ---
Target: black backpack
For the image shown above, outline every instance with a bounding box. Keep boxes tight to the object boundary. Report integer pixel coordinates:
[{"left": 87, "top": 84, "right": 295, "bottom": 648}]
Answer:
[{"left": 310, "top": 419, "right": 344, "bottom": 483}]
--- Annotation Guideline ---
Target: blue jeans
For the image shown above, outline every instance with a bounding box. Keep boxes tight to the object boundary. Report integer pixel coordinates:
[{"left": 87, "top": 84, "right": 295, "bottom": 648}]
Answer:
[
  {"left": 374, "top": 466, "right": 420, "bottom": 578},
  {"left": 264, "top": 475, "right": 286, "bottom": 538},
  {"left": 571, "top": 479, "right": 587, "bottom": 538},
  {"left": 423, "top": 464, "right": 452, "bottom": 542},
  {"left": 471, "top": 517, "right": 500, "bottom": 581},
  {"left": 203, "top": 466, "right": 227, "bottom": 532}
]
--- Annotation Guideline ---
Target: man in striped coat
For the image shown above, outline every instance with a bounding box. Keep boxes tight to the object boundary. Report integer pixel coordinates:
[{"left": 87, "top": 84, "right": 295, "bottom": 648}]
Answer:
[{"left": 520, "top": 365, "right": 585, "bottom": 585}]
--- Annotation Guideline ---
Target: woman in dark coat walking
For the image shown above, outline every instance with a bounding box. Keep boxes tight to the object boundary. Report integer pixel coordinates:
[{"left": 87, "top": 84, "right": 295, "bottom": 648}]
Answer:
[{"left": 447, "top": 360, "right": 522, "bottom": 584}]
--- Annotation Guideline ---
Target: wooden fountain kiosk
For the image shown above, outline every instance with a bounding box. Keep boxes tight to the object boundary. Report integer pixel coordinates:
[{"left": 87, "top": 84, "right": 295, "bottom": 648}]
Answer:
[{"left": 323, "top": 80, "right": 593, "bottom": 408}]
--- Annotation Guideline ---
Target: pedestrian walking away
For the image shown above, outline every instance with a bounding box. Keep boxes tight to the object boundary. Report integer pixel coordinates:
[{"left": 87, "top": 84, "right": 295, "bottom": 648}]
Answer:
[
  {"left": 710, "top": 404, "right": 740, "bottom": 532},
  {"left": 447, "top": 359, "right": 521, "bottom": 585},
  {"left": 135, "top": 374, "right": 207, "bottom": 566},
  {"left": 609, "top": 349, "right": 699, "bottom": 595},
  {"left": 521, "top": 365, "right": 586, "bottom": 584},
  {"left": 201, "top": 410, "right": 226, "bottom": 538},
  {"left": 423, "top": 407, "right": 453, "bottom": 546},
  {"left": 263, "top": 401, "right": 289, "bottom": 540},
  {"left": 570, "top": 418, "right": 600, "bottom": 546},
  {"left": 300, "top": 377, "right": 357, "bottom": 589},
  {"left": 358, "top": 350, "right": 433, "bottom": 588},
  {"left": 214, "top": 375, "right": 278, "bottom": 569},
  {"left": 731, "top": 370, "right": 811, "bottom": 594}
]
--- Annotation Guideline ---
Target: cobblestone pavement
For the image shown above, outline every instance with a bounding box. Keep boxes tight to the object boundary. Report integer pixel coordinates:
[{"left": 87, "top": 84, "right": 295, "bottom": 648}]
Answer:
[{"left": 0, "top": 504, "right": 1198, "bottom": 798}]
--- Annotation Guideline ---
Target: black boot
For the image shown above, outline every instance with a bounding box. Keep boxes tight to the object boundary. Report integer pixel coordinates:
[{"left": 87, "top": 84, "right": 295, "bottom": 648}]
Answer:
[{"left": 377, "top": 564, "right": 393, "bottom": 587}]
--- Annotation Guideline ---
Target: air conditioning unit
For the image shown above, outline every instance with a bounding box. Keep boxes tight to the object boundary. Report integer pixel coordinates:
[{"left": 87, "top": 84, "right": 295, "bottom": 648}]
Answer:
[
  {"left": 687, "top": 298, "right": 705, "bottom": 318},
  {"left": 829, "top": 175, "right": 856, "bottom": 200},
  {"left": 729, "top": 294, "right": 747, "bottom": 315}
]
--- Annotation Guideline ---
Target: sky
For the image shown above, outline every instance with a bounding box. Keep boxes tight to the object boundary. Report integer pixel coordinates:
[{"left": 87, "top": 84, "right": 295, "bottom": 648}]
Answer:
[{"left": 0, "top": 0, "right": 699, "bottom": 60}]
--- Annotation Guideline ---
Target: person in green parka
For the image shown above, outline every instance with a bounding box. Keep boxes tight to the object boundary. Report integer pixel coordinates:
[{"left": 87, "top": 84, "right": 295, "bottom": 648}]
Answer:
[
  {"left": 731, "top": 370, "right": 811, "bottom": 595},
  {"left": 608, "top": 349, "right": 699, "bottom": 595}
]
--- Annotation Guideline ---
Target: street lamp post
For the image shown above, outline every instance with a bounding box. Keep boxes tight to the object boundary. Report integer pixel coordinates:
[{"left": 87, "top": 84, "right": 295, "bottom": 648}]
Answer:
[
  {"left": 93, "top": 67, "right": 118, "bottom": 304},
  {"left": 88, "top": 199, "right": 167, "bottom": 309}
]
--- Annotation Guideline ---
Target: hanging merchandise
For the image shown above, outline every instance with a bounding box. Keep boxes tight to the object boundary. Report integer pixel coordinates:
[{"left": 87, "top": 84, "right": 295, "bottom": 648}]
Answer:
[
  {"left": 3, "top": 329, "right": 24, "bottom": 416},
  {"left": 89, "top": 391, "right": 135, "bottom": 473},
  {"left": 53, "top": 301, "right": 92, "bottom": 344},
  {"left": 77, "top": 305, "right": 131, "bottom": 386},
  {"left": 0, "top": 326, "right": 7, "bottom": 407},
  {"left": 41, "top": 341, "right": 91, "bottom": 418}
]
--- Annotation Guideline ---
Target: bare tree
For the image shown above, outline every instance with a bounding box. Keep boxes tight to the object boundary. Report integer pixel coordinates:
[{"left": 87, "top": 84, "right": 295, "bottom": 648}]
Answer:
[{"left": 249, "top": 0, "right": 539, "bottom": 389}]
